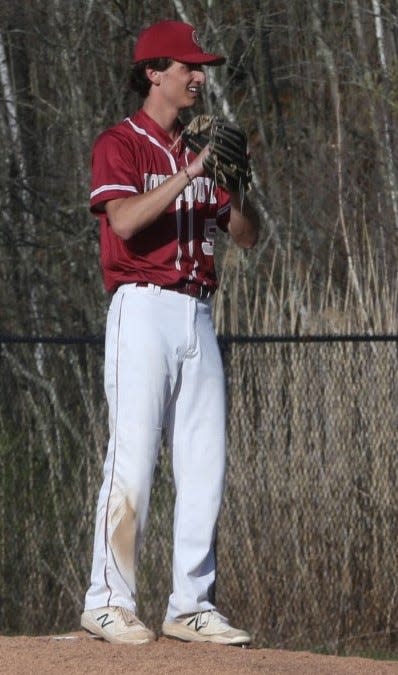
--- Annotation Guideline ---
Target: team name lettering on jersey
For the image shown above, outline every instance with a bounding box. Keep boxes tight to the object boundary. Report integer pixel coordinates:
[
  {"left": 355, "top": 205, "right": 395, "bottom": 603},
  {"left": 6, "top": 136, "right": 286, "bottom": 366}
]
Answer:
[{"left": 144, "top": 173, "right": 217, "bottom": 204}]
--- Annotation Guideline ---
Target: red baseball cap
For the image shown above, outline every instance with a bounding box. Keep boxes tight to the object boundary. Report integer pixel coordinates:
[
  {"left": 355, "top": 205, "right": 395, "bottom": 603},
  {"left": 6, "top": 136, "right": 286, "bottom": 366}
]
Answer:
[{"left": 133, "top": 20, "right": 225, "bottom": 65}]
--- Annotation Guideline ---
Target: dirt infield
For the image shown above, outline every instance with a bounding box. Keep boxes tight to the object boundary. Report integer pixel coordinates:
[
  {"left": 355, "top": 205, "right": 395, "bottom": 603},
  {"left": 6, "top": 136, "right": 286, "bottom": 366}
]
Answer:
[{"left": 1, "top": 632, "right": 398, "bottom": 674}]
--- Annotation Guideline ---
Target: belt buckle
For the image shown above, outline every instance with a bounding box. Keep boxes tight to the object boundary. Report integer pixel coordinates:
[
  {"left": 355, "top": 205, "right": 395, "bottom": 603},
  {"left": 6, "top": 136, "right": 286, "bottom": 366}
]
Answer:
[
  {"left": 198, "top": 285, "right": 210, "bottom": 300},
  {"left": 178, "top": 281, "right": 211, "bottom": 299}
]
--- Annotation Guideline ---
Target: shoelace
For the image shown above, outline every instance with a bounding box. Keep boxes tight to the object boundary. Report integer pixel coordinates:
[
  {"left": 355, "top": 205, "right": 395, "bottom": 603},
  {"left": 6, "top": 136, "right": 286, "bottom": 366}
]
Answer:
[
  {"left": 118, "top": 607, "right": 144, "bottom": 627},
  {"left": 195, "top": 610, "right": 227, "bottom": 628}
]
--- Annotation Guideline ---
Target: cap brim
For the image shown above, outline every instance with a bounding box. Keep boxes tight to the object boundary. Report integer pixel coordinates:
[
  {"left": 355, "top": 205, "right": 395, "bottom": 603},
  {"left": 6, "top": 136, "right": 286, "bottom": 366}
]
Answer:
[
  {"left": 177, "top": 52, "right": 226, "bottom": 65},
  {"left": 133, "top": 52, "right": 225, "bottom": 65}
]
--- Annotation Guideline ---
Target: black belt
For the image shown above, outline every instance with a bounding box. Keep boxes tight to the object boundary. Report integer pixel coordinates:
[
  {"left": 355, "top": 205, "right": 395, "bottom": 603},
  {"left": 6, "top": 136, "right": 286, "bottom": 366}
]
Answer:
[{"left": 135, "top": 281, "right": 215, "bottom": 300}]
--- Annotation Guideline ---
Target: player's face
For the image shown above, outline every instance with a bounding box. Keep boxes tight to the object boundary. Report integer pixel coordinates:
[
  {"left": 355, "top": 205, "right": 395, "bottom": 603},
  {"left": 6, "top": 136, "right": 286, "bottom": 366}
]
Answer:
[{"left": 158, "top": 61, "right": 206, "bottom": 110}]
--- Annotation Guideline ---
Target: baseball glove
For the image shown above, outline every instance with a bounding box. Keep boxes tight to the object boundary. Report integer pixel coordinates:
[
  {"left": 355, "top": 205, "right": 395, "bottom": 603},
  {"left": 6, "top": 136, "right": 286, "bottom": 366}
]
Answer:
[{"left": 182, "top": 114, "right": 252, "bottom": 194}]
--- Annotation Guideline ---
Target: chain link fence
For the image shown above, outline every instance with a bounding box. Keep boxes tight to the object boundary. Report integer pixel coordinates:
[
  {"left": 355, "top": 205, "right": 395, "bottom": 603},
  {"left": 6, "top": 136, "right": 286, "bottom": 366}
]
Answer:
[{"left": 1, "top": 335, "right": 398, "bottom": 652}]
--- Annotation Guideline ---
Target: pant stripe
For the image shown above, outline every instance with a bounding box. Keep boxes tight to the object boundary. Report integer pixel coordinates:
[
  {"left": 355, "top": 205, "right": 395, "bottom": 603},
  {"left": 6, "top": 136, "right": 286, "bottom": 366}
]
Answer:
[{"left": 104, "top": 291, "right": 124, "bottom": 606}]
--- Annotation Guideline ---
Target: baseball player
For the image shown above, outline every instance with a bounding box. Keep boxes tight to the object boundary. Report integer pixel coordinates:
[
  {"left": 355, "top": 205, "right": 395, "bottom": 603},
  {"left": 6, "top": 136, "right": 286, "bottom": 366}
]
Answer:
[{"left": 81, "top": 19, "right": 259, "bottom": 645}]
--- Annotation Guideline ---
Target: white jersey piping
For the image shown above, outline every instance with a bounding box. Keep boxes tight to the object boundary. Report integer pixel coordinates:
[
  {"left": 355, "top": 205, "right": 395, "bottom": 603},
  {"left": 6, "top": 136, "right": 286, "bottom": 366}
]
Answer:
[
  {"left": 126, "top": 118, "right": 186, "bottom": 273},
  {"left": 91, "top": 184, "right": 138, "bottom": 199}
]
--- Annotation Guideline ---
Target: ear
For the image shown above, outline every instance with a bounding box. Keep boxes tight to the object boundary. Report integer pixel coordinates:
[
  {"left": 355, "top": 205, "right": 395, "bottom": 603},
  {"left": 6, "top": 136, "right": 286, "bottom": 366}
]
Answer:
[{"left": 145, "top": 68, "right": 161, "bottom": 86}]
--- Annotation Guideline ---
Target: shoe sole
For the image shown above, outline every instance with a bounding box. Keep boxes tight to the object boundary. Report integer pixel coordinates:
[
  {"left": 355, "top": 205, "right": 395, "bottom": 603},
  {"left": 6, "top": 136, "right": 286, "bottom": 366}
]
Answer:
[
  {"left": 81, "top": 615, "right": 154, "bottom": 645},
  {"left": 162, "top": 623, "right": 251, "bottom": 645}
]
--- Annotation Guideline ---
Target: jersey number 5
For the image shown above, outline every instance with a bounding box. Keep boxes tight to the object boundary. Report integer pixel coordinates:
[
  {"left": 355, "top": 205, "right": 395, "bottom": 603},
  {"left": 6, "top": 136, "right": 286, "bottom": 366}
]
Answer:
[{"left": 202, "top": 219, "right": 216, "bottom": 256}]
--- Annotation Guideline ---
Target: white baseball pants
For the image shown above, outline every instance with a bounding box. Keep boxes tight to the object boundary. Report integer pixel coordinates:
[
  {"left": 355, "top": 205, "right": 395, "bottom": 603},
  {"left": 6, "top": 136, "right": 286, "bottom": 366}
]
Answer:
[{"left": 84, "top": 283, "right": 226, "bottom": 620}]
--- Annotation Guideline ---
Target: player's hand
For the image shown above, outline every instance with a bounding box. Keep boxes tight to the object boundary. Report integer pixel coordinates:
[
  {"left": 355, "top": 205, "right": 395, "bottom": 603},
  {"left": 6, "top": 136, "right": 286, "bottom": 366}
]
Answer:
[{"left": 186, "top": 144, "right": 210, "bottom": 179}]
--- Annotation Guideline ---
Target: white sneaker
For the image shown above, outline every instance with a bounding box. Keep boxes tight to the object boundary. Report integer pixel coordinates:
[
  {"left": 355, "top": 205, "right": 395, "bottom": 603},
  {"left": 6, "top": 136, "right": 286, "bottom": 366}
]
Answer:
[
  {"left": 162, "top": 610, "right": 251, "bottom": 645},
  {"left": 81, "top": 606, "right": 155, "bottom": 644}
]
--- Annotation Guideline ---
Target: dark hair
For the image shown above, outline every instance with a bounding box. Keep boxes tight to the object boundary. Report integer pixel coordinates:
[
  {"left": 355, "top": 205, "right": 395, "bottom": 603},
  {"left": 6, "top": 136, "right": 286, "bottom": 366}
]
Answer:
[{"left": 130, "top": 58, "right": 173, "bottom": 98}]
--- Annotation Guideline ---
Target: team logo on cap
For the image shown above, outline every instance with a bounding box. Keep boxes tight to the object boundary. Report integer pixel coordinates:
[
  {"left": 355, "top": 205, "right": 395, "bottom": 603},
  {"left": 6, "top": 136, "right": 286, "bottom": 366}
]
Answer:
[{"left": 192, "top": 30, "right": 201, "bottom": 47}]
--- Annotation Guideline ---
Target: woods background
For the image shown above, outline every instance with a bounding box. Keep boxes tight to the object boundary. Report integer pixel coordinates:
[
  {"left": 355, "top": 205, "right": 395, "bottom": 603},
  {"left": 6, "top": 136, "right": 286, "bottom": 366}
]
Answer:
[{"left": 1, "top": 0, "right": 398, "bottom": 654}]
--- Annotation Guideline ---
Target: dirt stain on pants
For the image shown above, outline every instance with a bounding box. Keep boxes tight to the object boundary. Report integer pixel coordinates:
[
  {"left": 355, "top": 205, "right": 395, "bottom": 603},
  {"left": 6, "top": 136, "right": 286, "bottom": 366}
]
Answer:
[{"left": 109, "top": 494, "right": 137, "bottom": 591}]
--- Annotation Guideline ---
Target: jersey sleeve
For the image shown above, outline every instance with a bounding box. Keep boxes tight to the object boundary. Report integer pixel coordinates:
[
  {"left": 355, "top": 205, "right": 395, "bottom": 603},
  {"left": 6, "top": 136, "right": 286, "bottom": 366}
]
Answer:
[{"left": 90, "top": 129, "right": 141, "bottom": 213}]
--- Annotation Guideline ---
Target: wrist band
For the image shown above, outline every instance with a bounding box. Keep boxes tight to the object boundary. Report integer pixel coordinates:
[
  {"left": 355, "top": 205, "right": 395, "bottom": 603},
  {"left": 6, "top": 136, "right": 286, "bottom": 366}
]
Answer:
[{"left": 182, "top": 166, "right": 193, "bottom": 185}]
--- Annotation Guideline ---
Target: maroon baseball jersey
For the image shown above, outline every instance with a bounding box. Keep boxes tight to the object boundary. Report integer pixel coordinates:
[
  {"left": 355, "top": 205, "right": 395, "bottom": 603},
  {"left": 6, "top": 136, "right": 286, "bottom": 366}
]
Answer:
[{"left": 90, "top": 109, "right": 231, "bottom": 293}]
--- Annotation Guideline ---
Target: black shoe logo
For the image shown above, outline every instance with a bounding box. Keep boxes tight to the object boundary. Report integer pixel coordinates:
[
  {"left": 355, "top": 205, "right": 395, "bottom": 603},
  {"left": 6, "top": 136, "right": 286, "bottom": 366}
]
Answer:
[
  {"left": 187, "top": 615, "right": 204, "bottom": 632},
  {"left": 96, "top": 613, "right": 114, "bottom": 629}
]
